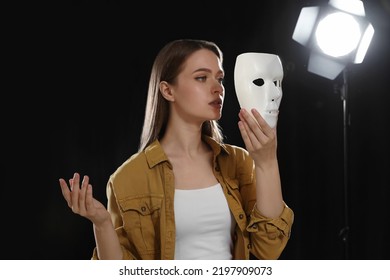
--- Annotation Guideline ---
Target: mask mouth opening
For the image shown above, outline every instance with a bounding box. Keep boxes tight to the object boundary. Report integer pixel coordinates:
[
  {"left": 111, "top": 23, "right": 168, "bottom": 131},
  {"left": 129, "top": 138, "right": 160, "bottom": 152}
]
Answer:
[{"left": 264, "top": 110, "right": 279, "bottom": 116}]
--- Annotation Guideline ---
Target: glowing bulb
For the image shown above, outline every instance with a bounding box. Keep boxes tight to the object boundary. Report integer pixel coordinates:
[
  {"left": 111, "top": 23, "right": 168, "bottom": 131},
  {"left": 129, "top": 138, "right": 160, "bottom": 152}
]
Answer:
[{"left": 315, "top": 12, "right": 361, "bottom": 57}]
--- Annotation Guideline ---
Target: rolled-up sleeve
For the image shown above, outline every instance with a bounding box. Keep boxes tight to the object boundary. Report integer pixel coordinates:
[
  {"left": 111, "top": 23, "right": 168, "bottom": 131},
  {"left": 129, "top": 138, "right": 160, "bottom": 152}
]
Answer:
[{"left": 246, "top": 203, "right": 294, "bottom": 259}]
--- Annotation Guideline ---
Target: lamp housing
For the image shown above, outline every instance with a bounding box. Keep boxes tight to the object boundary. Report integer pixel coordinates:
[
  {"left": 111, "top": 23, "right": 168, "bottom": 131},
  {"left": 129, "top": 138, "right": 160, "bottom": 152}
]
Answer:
[{"left": 292, "top": 0, "right": 374, "bottom": 80}]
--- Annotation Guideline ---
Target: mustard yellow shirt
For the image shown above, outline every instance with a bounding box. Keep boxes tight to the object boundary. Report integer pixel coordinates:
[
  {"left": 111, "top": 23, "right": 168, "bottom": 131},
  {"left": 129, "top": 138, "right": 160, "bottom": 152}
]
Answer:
[{"left": 92, "top": 136, "right": 294, "bottom": 260}]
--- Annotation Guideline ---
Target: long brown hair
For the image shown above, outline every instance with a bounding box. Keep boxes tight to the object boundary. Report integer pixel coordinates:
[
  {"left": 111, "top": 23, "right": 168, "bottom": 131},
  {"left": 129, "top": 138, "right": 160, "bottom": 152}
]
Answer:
[{"left": 138, "top": 39, "right": 225, "bottom": 152}]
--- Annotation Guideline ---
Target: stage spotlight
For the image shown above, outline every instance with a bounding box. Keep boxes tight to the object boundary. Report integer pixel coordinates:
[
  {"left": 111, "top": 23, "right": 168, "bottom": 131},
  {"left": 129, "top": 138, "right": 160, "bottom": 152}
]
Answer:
[
  {"left": 292, "top": 0, "right": 376, "bottom": 259},
  {"left": 292, "top": 0, "right": 374, "bottom": 80}
]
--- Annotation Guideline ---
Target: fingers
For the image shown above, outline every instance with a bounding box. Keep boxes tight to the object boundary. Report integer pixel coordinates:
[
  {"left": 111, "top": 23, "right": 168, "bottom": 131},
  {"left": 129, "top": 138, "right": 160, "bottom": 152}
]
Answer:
[
  {"left": 58, "top": 173, "right": 93, "bottom": 216},
  {"left": 85, "top": 184, "right": 94, "bottom": 212},
  {"left": 77, "top": 175, "right": 90, "bottom": 215},
  {"left": 70, "top": 173, "right": 81, "bottom": 213},
  {"left": 238, "top": 109, "right": 265, "bottom": 144},
  {"left": 238, "top": 109, "right": 276, "bottom": 150},
  {"left": 59, "top": 178, "right": 72, "bottom": 207},
  {"left": 238, "top": 119, "right": 254, "bottom": 151}
]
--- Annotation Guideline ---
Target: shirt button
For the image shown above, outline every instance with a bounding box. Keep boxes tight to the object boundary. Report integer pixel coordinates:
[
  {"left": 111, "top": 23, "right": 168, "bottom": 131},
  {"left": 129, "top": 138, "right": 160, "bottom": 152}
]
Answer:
[
  {"left": 141, "top": 206, "right": 146, "bottom": 212},
  {"left": 247, "top": 243, "right": 252, "bottom": 249},
  {"left": 239, "top": 214, "right": 244, "bottom": 219}
]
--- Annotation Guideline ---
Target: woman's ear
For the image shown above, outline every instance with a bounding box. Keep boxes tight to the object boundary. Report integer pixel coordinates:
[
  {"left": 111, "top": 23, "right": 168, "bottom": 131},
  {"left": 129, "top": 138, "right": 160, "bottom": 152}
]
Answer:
[{"left": 160, "top": 81, "right": 175, "bottom": 102}]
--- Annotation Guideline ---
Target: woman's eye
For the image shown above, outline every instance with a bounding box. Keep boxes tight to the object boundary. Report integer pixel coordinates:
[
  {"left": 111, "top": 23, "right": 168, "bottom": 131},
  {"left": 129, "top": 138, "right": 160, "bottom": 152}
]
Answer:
[{"left": 196, "top": 76, "right": 207, "bottom": 82}]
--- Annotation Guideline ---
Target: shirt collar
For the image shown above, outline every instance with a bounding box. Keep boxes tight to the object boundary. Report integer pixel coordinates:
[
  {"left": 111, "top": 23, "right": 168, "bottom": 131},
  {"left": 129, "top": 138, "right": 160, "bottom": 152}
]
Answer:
[
  {"left": 202, "top": 135, "right": 230, "bottom": 156},
  {"left": 144, "top": 140, "right": 169, "bottom": 168}
]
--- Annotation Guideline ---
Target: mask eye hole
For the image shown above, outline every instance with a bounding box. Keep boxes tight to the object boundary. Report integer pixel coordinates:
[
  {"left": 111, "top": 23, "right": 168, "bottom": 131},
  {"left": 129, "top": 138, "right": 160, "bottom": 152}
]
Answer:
[
  {"left": 274, "top": 80, "right": 281, "bottom": 87},
  {"left": 253, "top": 78, "right": 264, "bottom": 86}
]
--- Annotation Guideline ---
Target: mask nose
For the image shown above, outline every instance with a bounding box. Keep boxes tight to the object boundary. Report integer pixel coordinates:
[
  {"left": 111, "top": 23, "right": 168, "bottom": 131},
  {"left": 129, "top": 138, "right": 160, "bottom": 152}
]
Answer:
[{"left": 265, "top": 81, "right": 282, "bottom": 101}]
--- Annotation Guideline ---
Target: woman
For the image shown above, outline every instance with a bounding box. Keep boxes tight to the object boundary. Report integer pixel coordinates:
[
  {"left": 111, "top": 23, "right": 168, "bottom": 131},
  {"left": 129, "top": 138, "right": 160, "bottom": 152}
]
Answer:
[{"left": 59, "top": 39, "right": 294, "bottom": 260}]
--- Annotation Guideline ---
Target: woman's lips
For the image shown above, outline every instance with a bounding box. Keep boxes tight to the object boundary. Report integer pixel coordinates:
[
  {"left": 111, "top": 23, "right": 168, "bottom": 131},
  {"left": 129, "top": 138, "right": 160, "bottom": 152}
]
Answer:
[{"left": 209, "top": 99, "right": 223, "bottom": 108}]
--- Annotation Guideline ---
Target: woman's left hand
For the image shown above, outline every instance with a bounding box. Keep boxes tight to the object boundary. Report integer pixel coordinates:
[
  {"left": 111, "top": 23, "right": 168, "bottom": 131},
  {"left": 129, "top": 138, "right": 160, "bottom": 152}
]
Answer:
[{"left": 238, "top": 108, "right": 278, "bottom": 167}]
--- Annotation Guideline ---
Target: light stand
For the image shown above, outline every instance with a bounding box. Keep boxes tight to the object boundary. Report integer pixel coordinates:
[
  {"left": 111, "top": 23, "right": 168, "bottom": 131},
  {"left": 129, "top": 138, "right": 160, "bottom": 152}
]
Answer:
[
  {"left": 337, "top": 68, "right": 350, "bottom": 259},
  {"left": 292, "top": 0, "right": 374, "bottom": 259}
]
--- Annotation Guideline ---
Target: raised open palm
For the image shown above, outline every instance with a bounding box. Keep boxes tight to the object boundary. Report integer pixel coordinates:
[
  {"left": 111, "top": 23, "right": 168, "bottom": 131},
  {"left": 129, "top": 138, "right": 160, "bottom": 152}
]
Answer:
[{"left": 59, "top": 172, "right": 111, "bottom": 226}]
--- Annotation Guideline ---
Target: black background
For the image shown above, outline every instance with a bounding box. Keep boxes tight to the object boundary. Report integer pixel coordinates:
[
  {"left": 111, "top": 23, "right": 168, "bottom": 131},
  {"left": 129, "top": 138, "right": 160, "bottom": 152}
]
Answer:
[{"left": 3, "top": 0, "right": 389, "bottom": 260}]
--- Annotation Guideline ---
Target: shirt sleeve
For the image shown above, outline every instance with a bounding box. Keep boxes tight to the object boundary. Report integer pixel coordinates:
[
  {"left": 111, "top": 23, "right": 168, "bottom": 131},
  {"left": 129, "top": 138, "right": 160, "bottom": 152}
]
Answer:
[
  {"left": 91, "top": 178, "right": 138, "bottom": 260},
  {"left": 246, "top": 203, "right": 294, "bottom": 260}
]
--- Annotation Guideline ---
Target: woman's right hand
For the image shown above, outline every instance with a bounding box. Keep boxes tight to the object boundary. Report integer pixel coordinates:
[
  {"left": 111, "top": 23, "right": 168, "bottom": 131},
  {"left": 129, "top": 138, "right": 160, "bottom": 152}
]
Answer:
[{"left": 59, "top": 172, "right": 111, "bottom": 226}]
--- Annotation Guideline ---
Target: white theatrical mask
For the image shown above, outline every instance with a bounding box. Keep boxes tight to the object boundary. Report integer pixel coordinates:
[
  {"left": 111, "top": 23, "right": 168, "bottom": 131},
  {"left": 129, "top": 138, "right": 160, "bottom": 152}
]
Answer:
[{"left": 234, "top": 52, "right": 284, "bottom": 128}]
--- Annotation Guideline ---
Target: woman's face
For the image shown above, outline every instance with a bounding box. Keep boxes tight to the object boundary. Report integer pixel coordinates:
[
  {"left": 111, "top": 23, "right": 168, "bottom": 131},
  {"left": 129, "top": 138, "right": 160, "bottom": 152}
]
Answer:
[
  {"left": 234, "top": 52, "right": 283, "bottom": 128},
  {"left": 169, "top": 49, "right": 225, "bottom": 124}
]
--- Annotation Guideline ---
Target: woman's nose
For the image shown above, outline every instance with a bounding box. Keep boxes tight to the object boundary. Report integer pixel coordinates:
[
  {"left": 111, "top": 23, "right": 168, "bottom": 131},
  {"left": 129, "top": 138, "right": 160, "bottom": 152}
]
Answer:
[{"left": 212, "top": 80, "right": 224, "bottom": 95}]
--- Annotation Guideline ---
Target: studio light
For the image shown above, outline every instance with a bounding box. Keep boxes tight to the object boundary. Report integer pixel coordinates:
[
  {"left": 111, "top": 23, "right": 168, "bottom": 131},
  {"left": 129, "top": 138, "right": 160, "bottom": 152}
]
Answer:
[
  {"left": 292, "top": 0, "right": 374, "bottom": 80},
  {"left": 292, "top": 0, "right": 375, "bottom": 260}
]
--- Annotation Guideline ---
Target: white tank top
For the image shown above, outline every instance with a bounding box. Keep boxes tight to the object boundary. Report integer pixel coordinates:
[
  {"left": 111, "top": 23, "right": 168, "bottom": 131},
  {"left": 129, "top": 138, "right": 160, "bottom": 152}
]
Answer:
[{"left": 174, "top": 183, "right": 235, "bottom": 260}]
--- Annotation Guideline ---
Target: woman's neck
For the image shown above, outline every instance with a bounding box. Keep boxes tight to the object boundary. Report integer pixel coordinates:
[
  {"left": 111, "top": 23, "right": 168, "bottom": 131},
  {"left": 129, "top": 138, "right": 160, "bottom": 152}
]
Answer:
[{"left": 160, "top": 123, "right": 207, "bottom": 158}]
